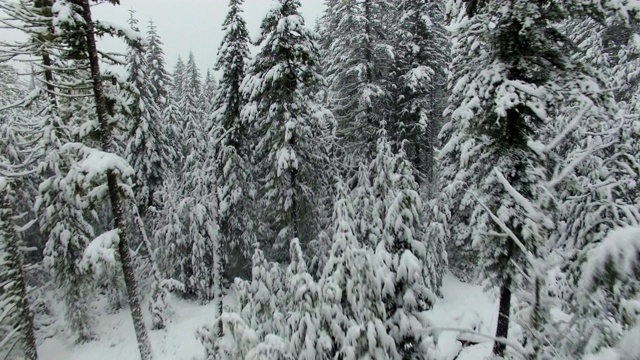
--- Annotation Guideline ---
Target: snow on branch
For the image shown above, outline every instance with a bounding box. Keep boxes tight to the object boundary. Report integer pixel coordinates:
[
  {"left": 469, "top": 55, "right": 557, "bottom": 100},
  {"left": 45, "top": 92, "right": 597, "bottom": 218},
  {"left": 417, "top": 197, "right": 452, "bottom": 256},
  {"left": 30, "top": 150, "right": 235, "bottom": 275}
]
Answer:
[
  {"left": 580, "top": 226, "right": 640, "bottom": 292},
  {"left": 494, "top": 169, "right": 553, "bottom": 229},
  {"left": 81, "top": 229, "right": 120, "bottom": 272},
  {"left": 61, "top": 143, "right": 134, "bottom": 190},
  {"left": 467, "top": 186, "right": 545, "bottom": 279}
]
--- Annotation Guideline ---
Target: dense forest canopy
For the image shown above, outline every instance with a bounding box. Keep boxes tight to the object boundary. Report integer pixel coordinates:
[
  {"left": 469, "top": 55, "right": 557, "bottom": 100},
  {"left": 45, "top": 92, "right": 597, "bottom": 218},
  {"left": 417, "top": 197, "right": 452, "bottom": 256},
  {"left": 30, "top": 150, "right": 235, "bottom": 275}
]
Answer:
[{"left": 1, "top": 0, "right": 640, "bottom": 359}]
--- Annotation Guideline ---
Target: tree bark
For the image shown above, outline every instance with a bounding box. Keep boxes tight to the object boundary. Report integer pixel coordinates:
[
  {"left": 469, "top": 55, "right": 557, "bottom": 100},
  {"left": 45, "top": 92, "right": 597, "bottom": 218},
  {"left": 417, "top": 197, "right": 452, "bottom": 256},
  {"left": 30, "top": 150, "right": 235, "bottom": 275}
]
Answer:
[
  {"left": 493, "top": 237, "right": 514, "bottom": 357},
  {"left": 492, "top": 274, "right": 512, "bottom": 357},
  {"left": 72, "top": 1, "right": 152, "bottom": 359}
]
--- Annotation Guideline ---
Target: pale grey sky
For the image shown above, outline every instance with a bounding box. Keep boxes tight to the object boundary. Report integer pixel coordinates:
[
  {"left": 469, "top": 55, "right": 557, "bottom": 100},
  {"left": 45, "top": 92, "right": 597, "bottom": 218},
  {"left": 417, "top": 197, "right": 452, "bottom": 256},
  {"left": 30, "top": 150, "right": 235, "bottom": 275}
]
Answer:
[{"left": 93, "top": 0, "right": 326, "bottom": 74}]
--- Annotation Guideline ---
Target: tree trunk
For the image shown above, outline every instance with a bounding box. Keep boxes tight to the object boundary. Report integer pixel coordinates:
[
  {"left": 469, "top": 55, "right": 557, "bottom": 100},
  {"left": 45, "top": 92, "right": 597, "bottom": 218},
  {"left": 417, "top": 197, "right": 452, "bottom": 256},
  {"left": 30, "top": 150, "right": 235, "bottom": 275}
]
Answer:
[
  {"left": 493, "top": 231, "right": 518, "bottom": 358},
  {"left": 492, "top": 274, "right": 512, "bottom": 357},
  {"left": 73, "top": 1, "right": 152, "bottom": 359}
]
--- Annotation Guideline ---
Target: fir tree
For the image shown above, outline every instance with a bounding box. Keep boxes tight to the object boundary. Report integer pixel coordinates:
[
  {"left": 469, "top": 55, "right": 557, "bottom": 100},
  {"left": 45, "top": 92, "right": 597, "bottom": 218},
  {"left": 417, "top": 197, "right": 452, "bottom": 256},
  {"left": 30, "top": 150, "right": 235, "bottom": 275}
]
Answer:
[
  {"left": 50, "top": 1, "right": 153, "bottom": 357},
  {"left": 210, "top": 0, "right": 254, "bottom": 279},
  {"left": 241, "top": 0, "right": 330, "bottom": 262},
  {"left": 177, "top": 51, "right": 205, "bottom": 160},
  {"left": 392, "top": 0, "right": 449, "bottom": 185},
  {"left": 0, "top": 178, "right": 39, "bottom": 360},
  {"left": 145, "top": 19, "right": 182, "bottom": 166},
  {"left": 373, "top": 138, "right": 439, "bottom": 358},
  {"left": 201, "top": 68, "right": 218, "bottom": 114},
  {"left": 440, "top": 0, "right": 635, "bottom": 356},
  {"left": 172, "top": 55, "right": 186, "bottom": 101},
  {"left": 320, "top": 0, "right": 395, "bottom": 170},
  {"left": 145, "top": 19, "right": 172, "bottom": 109},
  {"left": 123, "top": 11, "right": 175, "bottom": 216}
]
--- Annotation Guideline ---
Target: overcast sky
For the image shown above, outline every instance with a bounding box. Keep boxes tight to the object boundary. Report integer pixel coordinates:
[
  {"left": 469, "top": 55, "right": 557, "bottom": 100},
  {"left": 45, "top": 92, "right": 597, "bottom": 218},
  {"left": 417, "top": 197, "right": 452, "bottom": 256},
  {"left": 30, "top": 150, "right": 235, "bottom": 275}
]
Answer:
[{"left": 93, "top": 0, "right": 326, "bottom": 75}]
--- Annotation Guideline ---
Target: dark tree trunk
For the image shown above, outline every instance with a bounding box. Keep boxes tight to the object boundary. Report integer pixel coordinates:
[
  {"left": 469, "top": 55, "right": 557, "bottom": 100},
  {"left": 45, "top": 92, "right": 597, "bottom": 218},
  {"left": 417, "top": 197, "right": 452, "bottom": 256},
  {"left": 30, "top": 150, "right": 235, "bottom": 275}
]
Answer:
[
  {"left": 72, "top": 1, "right": 152, "bottom": 359},
  {"left": 493, "top": 234, "right": 515, "bottom": 357},
  {"left": 492, "top": 274, "right": 512, "bottom": 357}
]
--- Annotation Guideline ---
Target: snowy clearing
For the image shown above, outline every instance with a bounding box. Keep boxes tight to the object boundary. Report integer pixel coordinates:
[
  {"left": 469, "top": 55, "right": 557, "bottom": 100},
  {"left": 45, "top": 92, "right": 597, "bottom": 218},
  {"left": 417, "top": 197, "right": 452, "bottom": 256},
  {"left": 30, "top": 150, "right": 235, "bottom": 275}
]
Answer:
[{"left": 39, "top": 274, "right": 503, "bottom": 360}]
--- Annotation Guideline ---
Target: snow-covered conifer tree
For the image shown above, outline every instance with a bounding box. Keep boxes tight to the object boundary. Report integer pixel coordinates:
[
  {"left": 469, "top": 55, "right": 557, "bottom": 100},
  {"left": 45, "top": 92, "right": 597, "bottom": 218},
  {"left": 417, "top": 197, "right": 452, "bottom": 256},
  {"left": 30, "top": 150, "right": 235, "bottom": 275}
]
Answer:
[
  {"left": 172, "top": 55, "right": 186, "bottom": 101},
  {"left": 373, "top": 138, "right": 440, "bottom": 358},
  {"left": 211, "top": 0, "right": 255, "bottom": 279},
  {"left": 439, "top": 0, "right": 636, "bottom": 356},
  {"left": 319, "top": 180, "right": 397, "bottom": 359},
  {"left": 285, "top": 239, "right": 332, "bottom": 359},
  {"left": 241, "top": 0, "right": 330, "bottom": 262},
  {"left": 392, "top": 0, "right": 448, "bottom": 184},
  {"left": 49, "top": 1, "right": 153, "bottom": 357},
  {"left": 201, "top": 69, "right": 217, "bottom": 114},
  {"left": 0, "top": 178, "right": 39, "bottom": 360},
  {"left": 320, "top": 0, "right": 395, "bottom": 169},
  {"left": 144, "top": 20, "right": 181, "bottom": 165},
  {"left": 122, "top": 11, "right": 175, "bottom": 216}
]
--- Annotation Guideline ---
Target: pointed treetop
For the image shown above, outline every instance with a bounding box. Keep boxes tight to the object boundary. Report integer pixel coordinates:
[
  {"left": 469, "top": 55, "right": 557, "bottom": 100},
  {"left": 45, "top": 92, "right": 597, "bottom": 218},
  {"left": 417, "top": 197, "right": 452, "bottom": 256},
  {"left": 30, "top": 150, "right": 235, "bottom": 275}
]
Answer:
[{"left": 127, "top": 8, "right": 139, "bottom": 31}]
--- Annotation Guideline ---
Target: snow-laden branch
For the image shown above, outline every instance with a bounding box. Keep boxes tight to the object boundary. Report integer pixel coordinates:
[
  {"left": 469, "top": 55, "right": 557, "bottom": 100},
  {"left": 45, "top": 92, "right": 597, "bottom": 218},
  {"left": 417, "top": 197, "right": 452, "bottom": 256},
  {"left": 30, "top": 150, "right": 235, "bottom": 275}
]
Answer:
[
  {"left": 544, "top": 105, "right": 590, "bottom": 153},
  {"left": 467, "top": 187, "right": 544, "bottom": 279},
  {"left": 547, "top": 140, "right": 615, "bottom": 189},
  {"left": 494, "top": 169, "right": 553, "bottom": 229},
  {"left": 81, "top": 229, "right": 120, "bottom": 272}
]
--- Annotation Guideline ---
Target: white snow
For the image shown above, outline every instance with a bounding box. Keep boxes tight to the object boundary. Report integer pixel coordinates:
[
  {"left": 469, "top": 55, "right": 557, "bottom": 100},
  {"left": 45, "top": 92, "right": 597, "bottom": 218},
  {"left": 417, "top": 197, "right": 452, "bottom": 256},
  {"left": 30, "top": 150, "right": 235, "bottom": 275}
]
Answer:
[
  {"left": 39, "top": 297, "right": 218, "bottom": 360},
  {"left": 36, "top": 273, "right": 527, "bottom": 360},
  {"left": 580, "top": 226, "right": 640, "bottom": 291},
  {"left": 429, "top": 273, "right": 498, "bottom": 360},
  {"left": 80, "top": 229, "right": 120, "bottom": 272}
]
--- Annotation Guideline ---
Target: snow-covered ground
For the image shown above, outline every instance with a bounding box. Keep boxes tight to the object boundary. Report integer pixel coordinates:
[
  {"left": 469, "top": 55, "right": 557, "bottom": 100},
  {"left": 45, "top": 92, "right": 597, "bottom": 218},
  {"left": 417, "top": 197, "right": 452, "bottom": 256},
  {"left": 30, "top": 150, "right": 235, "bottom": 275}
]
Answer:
[{"left": 39, "top": 273, "right": 503, "bottom": 360}]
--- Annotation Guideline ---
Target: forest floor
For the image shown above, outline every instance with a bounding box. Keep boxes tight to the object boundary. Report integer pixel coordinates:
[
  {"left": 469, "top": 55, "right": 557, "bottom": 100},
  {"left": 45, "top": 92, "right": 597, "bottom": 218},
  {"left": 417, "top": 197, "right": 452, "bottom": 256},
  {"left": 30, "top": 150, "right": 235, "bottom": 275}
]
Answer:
[{"left": 39, "top": 273, "right": 505, "bottom": 360}]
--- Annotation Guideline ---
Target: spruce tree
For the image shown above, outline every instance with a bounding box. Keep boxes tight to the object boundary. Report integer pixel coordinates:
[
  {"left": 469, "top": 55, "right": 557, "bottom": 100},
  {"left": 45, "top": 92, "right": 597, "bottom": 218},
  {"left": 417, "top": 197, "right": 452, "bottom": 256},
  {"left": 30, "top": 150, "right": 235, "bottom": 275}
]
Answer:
[
  {"left": 172, "top": 55, "right": 186, "bottom": 101},
  {"left": 145, "top": 19, "right": 182, "bottom": 168},
  {"left": 376, "top": 139, "right": 439, "bottom": 358},
  {"left": 201, "top": 69, "right": 218, "bottom": 114},
  {"left": 441, "top": 0, "right": 637, "bottom": 356},
  {"left": 241, "top": 0, "right": 330, "bottom": 262},
  {"left": 211, "top": 0, "right": 254, "bottom": 279},
  {"left": 319, "top": 180, "right": 395, "bottom": 359},
  {"left": 145, "top": 19, "right": 172, "bottom": 109},
  {"left": 177, "top": 51, "right": 205, "bottom": 160},
  {"left": 320, "top": 0, "right": 395, "bottom": 170},
  {"left": 123, "top": 11, "right": 175, "bottom": 216},
  {"left": 0, "top": 178, "right": 39, "bottom": 360},
  {"left": 392, "top": 0, "right": 448, "bottom": 185},
  {"left": 0, "top": 0, "right": 99, "bottom": 342},
  {"left": 50, "top": 1, "right": 153, "bottom": 357}
]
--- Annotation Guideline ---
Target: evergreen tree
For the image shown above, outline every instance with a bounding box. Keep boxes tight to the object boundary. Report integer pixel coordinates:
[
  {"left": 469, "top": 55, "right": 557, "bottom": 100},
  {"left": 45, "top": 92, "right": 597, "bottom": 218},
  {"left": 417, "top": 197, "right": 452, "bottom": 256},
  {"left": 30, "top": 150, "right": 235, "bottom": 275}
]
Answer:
[
  {"left": 50, "top": 1, "right": 153, "bottom": 357},
  {"left": 38, "top": 145, "right": 96, "bottom": 342},
  {"left": 172, "top": 55, "right": 186, "bottom": 101},
  {"left": 440, "top": 0, "right": 636, "bottom": 356},
  {"left": 210, "top": 0, "right": 254, "bottom": 279},
  {"left": 374, "top": 139, "right": 439, "bottom": 358},
  {"left": 320, "top": 0, "right": 395, "bottom": 170},
  {"left": 550, "top": 13, "right": 640, "bottom": 358},
  {"left": 0, "top": 0, "right": 99, "bottom": 342},
  {"left": 285, "top": 239, "right": 331, "bottom": 359},
  {"left": 392, "top": 0, "right": 448, "bottom": 185},
  {"left": 145, "top": 19, "right": 172, "bottom": 109},
  {"left": 181, "top": 153, "right": 222, "bottom": 301},
  {"left": 177, "top": 51, "right": 205, "bottom": 160},
  {"left": 145, "top": 19, "right": 182, "bottom": 166},
  {"left": 0, "top": 178, "right": 39, "bottom": 360},
  {"left": 241, "top": 0, "right": 330, "bottom": 262},
  {"left": 201, "top": 69, "right": 218, "bottom": 114},
  {"left": 319, "top": 181, "right": 395, "bottom": 359},
  {"left": 123, "top": 11, "right": 175, "bottom": 216}
]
